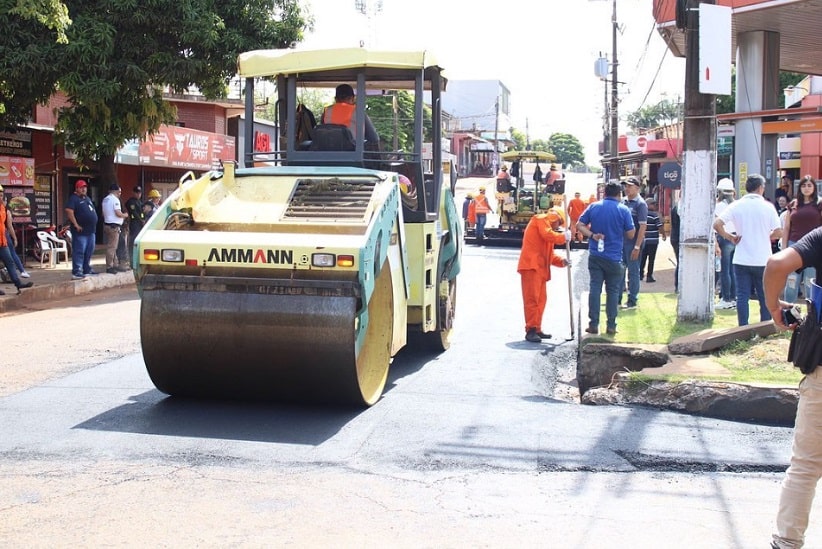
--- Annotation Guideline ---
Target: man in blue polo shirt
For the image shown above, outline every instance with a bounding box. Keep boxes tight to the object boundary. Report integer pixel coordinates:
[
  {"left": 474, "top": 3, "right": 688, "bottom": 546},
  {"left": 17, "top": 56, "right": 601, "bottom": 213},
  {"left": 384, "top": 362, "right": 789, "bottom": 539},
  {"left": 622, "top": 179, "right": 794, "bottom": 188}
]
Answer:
[
  {"left": 620, "top": 176, "right": 648, "bottom": 309},
  {"left": 577, "top": 181, "right": 635, "bottom": 335}
]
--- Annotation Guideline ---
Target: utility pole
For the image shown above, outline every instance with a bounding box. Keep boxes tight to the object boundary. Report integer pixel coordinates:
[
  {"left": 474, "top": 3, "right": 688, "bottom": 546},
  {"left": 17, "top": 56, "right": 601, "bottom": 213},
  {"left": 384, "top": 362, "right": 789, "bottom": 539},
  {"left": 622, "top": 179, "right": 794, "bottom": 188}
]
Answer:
[
  {"left": 493, "top": 96, "right": 500, "bottom": 170},
  {"left": 677, "top": 0, "right": 717, "bottom": 322},
  {"left": 609, "top": 0, "right": 619, "bottom": 182}
]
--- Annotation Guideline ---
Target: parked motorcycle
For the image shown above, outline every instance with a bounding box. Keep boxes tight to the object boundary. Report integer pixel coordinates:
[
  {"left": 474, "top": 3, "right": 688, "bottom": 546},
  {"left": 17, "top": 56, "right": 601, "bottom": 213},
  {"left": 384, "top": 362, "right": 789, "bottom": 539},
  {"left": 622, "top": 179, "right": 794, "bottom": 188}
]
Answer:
[{"left": 12, "top": 222, "right": 42, "bottom": 261}]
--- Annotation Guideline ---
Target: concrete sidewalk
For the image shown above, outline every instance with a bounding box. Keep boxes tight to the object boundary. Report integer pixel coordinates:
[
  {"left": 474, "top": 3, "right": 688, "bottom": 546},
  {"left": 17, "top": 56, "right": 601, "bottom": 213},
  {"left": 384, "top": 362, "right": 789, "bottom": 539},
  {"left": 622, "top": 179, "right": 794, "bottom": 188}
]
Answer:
[{"left": 0, "top": 252, "right": 134, "bottom": 314}]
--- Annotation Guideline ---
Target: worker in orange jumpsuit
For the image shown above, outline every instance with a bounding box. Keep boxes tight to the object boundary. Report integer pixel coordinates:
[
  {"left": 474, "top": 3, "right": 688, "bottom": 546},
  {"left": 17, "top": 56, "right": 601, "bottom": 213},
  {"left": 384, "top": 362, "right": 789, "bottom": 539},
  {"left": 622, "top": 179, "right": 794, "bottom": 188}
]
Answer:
[
  {"left": 568, "top": 191, "right": 587, "bottom": 243},
  {"left": 517, "top": 210, "right": 570, "bottom": 342}
]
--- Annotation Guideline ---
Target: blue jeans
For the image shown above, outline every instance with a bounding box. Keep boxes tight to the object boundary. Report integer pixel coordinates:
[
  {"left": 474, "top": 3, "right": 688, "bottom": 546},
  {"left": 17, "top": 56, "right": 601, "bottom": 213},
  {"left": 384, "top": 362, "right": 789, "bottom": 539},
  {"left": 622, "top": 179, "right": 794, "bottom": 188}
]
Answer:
[
  {"left": 621, "top": 240, "right": 643, "bottom": 305},
  {"left": 72, "top": 233, "right": 96, "bottom": 276},
  {"left": 783, "top": 240, "right": 817, "bottom": 305},
  {"left": 5, "top": 230, "right": 25, "bottom": 272},
  {"left": 717, "top": 236, "right": 736, "bottom": 302},
  {"left": 734, "top": 264, "right": 770, "bottom": 326},
  {"left": 0, "top": 245, "right": 22, "bottom": 286},
  {"left": 475, "top": 214, "right": 487, "bottom": 241},
  {"left": 588, "top": 254, "right": 625, "bottom": 331}
]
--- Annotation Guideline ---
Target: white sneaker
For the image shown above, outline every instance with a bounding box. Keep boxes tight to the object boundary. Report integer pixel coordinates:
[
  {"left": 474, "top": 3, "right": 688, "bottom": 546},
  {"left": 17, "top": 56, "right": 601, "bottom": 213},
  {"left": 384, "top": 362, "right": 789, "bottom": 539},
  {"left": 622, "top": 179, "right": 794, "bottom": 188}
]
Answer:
[
  {"left": 19, "top": 271, "right": 30, "bottom": 278},
  {"left": 716, "top": 299, "right": 734, "bottom": 310}
]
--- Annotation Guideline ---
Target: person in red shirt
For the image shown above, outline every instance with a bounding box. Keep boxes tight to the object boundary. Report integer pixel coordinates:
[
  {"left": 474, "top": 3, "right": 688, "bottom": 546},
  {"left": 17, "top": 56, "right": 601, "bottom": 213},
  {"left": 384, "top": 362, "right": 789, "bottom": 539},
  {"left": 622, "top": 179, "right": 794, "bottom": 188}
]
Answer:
[
  {"left": 517, "top": 211, "right": 570, "bottom": 342},
  {"left": 567, "top": 191, "right": 587, "bottom": 243}
]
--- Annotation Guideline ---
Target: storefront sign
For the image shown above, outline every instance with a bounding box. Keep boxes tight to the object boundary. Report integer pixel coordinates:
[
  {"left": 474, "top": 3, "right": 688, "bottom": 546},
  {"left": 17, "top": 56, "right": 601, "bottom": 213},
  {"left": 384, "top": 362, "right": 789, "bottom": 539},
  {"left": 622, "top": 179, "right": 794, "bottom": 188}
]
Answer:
[
  {"left": 659, "top": 162, "right": 682, "bottom": 189},
  {"left": 0, "top": 157, "right": 35, "bottom": 224},
  {"left": 115, "top": 125, "right": 236, "bottom": 171},
  {"left": 0, "top": 130, "right": 33, "bottom": 157}
]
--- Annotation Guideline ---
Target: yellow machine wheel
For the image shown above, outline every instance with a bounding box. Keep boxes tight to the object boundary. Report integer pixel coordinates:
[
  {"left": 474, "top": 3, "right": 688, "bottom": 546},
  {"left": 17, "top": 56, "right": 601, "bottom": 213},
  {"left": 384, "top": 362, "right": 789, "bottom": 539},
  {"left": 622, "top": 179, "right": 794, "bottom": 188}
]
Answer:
[{"left": 139, "top": 260, "right": 395, "bottom": 406}]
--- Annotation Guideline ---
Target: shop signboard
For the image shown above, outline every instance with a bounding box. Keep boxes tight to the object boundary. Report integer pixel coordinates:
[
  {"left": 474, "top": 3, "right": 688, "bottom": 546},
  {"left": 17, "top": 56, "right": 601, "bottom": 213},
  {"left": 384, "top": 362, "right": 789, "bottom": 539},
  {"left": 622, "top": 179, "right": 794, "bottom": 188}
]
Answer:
[
  {"left": 114, "top": 125, "right": 236, "bottom": 171},
  {"left": 659, "top": 162, "right": 682, "bottom": 189},
  {"left": 0, "top": 156, "right": 36, "bottom": 224}
]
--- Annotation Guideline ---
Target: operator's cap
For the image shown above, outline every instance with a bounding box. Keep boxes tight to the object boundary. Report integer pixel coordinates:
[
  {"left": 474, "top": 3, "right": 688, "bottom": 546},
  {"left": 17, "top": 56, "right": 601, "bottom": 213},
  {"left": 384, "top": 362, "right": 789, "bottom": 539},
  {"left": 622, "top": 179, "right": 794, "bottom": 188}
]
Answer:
[
  {"left": 148, "top": 189, "right": 161, "bottom": 198},
  {"left": 75, "top": 180, "right": 87, "bottom": 189},
  {"left": 623, "top": 176, "right": 640, "bottom": 186},
  {"left": 466, "top": 192, "right": 473, "bottom": 199},
  {"left": 109, "top": 183, "right": 121, "bottom": 191},
  {"left": 478, "top": 186, "right": 486, "bottom": 192},
  {"left": 501, "top": 165, "right": 508, "bottom": 171},
  {"left": 550, "top": 164, "right": 558, "bottom": 171},
  {"left": 134, "top": 185, "right": 142, "bottom": 193},
  {"left": 335, "top": 84, "right": 355, "bottom": 99},
  {"left": 545, "top": 210, "right": 562, "bottom": 225},
  {"left": 575, "top": 192, "right": 581, "bottom": 196}
]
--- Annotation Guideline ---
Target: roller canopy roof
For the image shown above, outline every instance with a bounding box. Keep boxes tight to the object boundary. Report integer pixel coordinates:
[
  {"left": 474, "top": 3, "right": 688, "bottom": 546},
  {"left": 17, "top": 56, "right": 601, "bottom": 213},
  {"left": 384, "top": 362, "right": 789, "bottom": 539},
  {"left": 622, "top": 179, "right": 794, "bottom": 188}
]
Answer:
[{"left": 237, "top": 48, "right": 447, "bottom": 91}]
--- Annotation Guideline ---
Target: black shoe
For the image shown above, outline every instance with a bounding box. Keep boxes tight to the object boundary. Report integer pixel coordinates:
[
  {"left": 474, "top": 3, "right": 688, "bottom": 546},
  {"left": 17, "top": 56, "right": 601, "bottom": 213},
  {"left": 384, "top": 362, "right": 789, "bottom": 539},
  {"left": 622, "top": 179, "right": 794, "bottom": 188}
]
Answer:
[
  {"left": 0, "top": 289, "right": 5, "bottom": 295},
  {"left": 646, "top": 276, "right": 656, "bottom": 283},
  {"left": 16, "top": 281, "right": 33, "bottom": 289},
  {"left": 106, "top": 267, "right": 118, "bottom": 274},
  {"left": 584, "top": 326, "right": 599, "bottom": 334},
  {"left": 537, "top": 332, "right": 551, "bottom": 339},
  {"left": 525, "top": 328, "right": 541, "bottom": 343},
  {"left": 606, "top": 328, "right": 618, "bottom": 336},
  {"left": 116, "top": 265, "right": 130, "bottom": 272}
]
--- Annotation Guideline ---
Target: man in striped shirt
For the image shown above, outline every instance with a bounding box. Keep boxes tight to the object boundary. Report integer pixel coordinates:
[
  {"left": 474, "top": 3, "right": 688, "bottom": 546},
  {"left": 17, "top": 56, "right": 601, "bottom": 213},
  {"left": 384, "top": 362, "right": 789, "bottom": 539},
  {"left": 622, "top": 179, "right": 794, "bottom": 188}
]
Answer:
[{"left": 640, "top": 198, "right": 666, "bottom": 283}]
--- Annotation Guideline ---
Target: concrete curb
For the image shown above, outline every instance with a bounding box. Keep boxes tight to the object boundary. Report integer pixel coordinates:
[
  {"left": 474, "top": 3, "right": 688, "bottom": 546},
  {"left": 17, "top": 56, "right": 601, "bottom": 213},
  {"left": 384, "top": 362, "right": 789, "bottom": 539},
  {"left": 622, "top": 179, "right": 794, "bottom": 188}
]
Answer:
[{"left": 0, "top": 271, "right": 135, "bottom": 314}]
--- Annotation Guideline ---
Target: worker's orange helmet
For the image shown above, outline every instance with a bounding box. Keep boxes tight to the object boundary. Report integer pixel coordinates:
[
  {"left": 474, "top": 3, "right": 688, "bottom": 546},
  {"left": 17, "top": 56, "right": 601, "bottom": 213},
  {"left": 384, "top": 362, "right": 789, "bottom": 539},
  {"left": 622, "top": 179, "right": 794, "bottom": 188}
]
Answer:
[{"left": 546, "top": 211, "right": 562, "bottom": 225}]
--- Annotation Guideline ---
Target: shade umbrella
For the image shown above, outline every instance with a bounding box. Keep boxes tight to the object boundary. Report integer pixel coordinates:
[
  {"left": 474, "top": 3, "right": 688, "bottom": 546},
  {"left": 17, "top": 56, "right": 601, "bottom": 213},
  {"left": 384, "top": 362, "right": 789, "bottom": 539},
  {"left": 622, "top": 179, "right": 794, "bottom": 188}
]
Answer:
[{"left": 500, "top": 150, "right": 556, "bottom": 162}]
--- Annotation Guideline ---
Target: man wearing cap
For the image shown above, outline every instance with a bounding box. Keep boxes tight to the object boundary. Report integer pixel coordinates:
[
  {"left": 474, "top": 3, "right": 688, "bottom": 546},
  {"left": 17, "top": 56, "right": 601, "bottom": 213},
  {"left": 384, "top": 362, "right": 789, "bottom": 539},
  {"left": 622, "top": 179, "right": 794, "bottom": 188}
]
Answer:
[
  {"left": 620, "top": 176, "right": 648, "bottom": 309},
  {"left": 321, "top": 84, "right": 380, "bottom": 147},
  {"left": 471, "top": 186, "right": 493, "bottom": 245},
  {"left": 65, "top": 179, "right": 99, "bottom": 280},
  {"left": 0, "top": 185, "right": 34, "bottom": 294},
  {"left": 102, "top": 183, "right": 129, "bottom": 274},
  {"left": 517, "top": 211, "right": 571, "bottom": 342},
  {"left": 125, "top": 185, "right": 144, "bottom": 265},
  {"left": 576, "top": 181, "right": 635, "bottom": 335}
]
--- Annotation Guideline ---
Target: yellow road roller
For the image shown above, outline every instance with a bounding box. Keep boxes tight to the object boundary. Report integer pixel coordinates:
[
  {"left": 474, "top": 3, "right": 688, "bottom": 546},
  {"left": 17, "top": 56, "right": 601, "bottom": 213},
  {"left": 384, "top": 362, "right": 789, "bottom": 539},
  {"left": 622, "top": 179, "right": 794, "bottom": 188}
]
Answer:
[{"left": 133, "top": 48, "right": 462, "bottom": 406}]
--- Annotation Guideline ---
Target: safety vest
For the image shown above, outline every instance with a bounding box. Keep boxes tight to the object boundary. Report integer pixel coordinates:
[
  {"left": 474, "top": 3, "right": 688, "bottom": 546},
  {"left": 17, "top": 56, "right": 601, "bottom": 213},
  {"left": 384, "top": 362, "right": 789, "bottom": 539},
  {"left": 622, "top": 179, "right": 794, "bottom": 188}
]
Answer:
[
  {"left": 0, "top": 203, "right": 7, "bottom": 247},
  {"left": 474, "top": 194, "right": 492, "bottom": 214},
  {"left": 322, "top": 103, "right": 356, "bottom": 136}
]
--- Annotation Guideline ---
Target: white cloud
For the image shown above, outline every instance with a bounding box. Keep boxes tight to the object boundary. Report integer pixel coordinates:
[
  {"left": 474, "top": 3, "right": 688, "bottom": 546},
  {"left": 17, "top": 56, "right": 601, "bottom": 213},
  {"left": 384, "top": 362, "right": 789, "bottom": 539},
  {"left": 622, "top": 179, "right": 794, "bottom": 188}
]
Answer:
[{"left": 300, "top": 0, "right": 686, "bottom": 164}]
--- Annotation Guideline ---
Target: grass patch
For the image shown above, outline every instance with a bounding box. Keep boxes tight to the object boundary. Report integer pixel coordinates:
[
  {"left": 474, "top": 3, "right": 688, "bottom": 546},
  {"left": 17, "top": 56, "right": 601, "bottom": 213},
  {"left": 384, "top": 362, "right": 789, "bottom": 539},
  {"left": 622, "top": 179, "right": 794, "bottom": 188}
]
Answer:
[{"left": 607, "top": 292, "right": 802, "bottom": 386}]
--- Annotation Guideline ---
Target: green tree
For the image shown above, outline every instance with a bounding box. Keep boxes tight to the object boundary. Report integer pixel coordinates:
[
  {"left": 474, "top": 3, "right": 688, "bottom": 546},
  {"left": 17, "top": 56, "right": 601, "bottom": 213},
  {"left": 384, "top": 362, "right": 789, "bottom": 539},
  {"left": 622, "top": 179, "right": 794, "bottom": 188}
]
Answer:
[
  {"left": 716, "top": 70, "right": 804, "bottom": 115},
  {"left": 547, "top": 133, "right": 585, "bottom": 168},
  {"left": 0, "top": 1, "right": 70, "bottom": 124},
  {"left": 529, "top": 138, "right": 550, "bottom": 152},
  {"left": 2, "top": 0, "right": 308, "bottom": 182},
  {"left": 366, "top": 90, "right": 432, "bottom": 151},
  {"left": 626, "top": 97, "right": 682, "bottom": 133},
  {"left": 509, "top": 127, "right": 526, "bottom": 150}
]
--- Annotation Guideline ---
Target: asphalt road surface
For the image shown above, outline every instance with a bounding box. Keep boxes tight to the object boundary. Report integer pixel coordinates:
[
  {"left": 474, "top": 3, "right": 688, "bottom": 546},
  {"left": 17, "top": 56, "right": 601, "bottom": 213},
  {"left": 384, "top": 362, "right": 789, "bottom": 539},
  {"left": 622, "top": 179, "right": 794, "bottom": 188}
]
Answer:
[{"left": 0, "top": 245, "right": 819, "bottom": 547}]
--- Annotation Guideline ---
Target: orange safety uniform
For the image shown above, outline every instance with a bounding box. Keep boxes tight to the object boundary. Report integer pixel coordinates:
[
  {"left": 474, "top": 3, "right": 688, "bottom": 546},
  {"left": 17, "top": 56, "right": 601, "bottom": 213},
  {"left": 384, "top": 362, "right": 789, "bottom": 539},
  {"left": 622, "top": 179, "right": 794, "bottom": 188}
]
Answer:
[
  {"left": 473, "top": 193, "right": 492, "bottom": 215},
  {"left": 0, "top": 202, "right": 8, "bottom": 247},
  {"left": 568, "top": 195, "right": 587, "bottom": 241},
  {"left": 322, "top": 102, "right": 356, "bottom": 134},
  {"left": 467, "top": 200, "right": 477, "bottom": 225},
  {"left": 517, "top": 213, "right": 567, "bottom": 333}
]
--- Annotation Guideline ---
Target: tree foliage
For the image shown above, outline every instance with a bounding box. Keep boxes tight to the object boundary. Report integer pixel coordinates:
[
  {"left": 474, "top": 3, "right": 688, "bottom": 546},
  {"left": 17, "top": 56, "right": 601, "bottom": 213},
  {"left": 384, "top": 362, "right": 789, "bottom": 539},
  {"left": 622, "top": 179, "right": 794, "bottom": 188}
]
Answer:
[
  {"left": 0, "top": 0, "right": 309, "bottom": 180},
  {"left": 547, "top": 133, "right": 585, "bottom": 168},
  {"left": 626, "top": 97, "right": 682, "bottom": 133},
  {"left": 6, "top": 0, "right": 71, "bottom": 41}
]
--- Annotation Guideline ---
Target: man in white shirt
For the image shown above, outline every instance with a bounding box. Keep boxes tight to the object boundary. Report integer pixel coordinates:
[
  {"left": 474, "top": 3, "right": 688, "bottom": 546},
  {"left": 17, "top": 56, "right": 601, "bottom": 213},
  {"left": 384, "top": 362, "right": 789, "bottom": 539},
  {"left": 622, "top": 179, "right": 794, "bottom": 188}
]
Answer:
[
  {"left": 713, "top": 174, "right": 782, "bottom": 325},
  {"left": 101, "top": 183, "right": 129, "bottom": 274}
]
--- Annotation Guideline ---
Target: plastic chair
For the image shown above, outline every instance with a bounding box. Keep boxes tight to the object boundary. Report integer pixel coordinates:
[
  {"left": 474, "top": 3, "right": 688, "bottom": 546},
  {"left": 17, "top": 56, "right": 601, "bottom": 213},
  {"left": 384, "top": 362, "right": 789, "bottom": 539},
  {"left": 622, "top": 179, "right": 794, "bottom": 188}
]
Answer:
[
  {"left": 45, "top": 232, "right": 69, "bottom": 265},
  {"left": 36, "top": 231, "right": 55, "bottom": 268}
]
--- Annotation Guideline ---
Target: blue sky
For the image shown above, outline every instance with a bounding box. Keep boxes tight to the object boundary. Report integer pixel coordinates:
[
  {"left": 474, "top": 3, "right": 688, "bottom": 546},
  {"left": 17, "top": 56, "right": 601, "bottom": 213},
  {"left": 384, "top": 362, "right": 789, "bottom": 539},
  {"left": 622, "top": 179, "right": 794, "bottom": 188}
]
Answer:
[{"left": 300, "top": 0, "right": 686, "bottom": 164}]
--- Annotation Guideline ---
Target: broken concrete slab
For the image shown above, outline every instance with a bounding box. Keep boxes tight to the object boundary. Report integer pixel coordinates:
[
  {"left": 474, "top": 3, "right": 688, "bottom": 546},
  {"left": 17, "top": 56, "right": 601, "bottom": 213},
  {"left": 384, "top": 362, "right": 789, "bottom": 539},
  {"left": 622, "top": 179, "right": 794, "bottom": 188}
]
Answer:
[
  {"left": 581, "top": 379, "right": 798, "bottom": 426},
  {"left": 668, "top": 320, "right": 777, "bottom": 355},
  {"left": 578, "top": 343, "right": 669, "bottom": 395}
]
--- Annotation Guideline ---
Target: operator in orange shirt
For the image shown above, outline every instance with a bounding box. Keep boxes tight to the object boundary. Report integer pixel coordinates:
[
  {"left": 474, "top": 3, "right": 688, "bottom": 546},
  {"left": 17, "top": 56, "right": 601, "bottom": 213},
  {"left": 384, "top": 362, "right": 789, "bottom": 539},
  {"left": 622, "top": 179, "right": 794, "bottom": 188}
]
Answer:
[
  {"left": 517, "top": 210, "right": 570, "bottom": 342},
  {"left": 322, "top": 84, "right": 380, "bottom": 146},
  {"left": 567, "top": 191, "right": 587, "bottom": 243}
]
